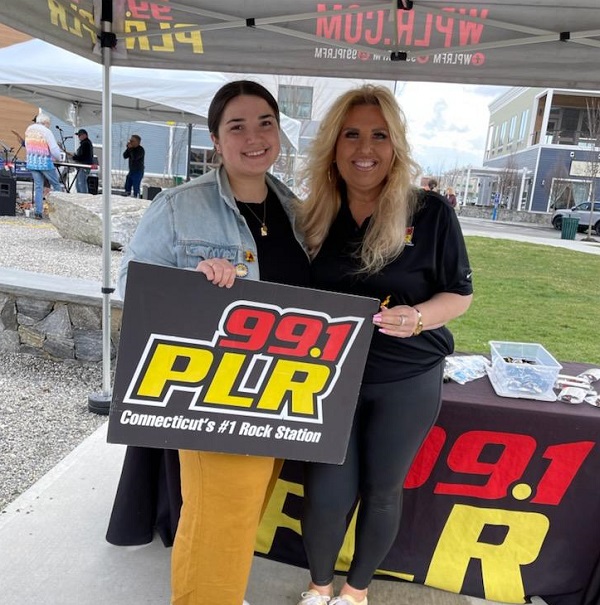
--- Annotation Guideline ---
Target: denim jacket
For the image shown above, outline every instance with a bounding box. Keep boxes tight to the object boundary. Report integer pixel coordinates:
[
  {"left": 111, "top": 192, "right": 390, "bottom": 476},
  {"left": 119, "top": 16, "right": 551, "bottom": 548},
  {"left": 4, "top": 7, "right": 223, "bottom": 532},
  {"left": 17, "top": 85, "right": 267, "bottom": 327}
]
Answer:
[{"left": 118, "top": 166, "right": 307, "bottom": 296}]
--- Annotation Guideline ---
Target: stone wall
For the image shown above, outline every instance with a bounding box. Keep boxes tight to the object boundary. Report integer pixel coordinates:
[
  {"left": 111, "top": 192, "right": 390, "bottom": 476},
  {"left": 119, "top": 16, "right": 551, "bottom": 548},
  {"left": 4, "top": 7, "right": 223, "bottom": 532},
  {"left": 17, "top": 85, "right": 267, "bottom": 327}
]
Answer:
[
  {"left": 459, "top": 205, "right": 553, "bottom": 225},
  {"left": 0, "top": 269, "right": 122, "bottom": 363}
]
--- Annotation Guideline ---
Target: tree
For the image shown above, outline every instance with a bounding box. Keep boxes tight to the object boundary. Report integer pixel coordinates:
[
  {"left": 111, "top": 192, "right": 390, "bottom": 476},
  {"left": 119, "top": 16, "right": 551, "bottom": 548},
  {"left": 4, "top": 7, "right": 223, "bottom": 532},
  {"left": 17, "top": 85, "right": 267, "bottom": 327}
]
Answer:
[
  {"left": 545, "top": 158, "right": 573, "bottom": 210},
  {"left": 582, "top": 98, "right": 600, "bottom": 241},
  {"left": 496, "top": 153, "right": 521, "bottom": 209}
]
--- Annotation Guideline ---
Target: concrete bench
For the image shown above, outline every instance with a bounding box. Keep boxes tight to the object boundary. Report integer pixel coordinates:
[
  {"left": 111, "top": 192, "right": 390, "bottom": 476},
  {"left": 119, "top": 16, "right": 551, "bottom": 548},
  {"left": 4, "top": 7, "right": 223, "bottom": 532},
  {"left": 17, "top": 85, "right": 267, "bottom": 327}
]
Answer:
[{"left": 0, "top": 267, "right": 122, "bottom": 362}]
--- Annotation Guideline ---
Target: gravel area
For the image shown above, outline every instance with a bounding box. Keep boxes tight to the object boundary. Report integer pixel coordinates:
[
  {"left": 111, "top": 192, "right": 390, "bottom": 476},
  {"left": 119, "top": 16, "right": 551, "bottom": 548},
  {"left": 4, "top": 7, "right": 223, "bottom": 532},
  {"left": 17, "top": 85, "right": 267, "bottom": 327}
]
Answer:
[
  {"left": 0, "top": 213, "right": 122, "bottom": 282},
  {"left": 0, "top": 214, "right": 124, "bottom": 512}
]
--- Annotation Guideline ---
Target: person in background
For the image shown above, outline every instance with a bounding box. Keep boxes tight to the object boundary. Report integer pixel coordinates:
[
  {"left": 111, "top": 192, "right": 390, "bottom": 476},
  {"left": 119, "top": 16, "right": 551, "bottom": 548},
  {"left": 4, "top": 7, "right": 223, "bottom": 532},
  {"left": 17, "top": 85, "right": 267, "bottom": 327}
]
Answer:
[
  {"left": 112, "top": 80, "right": 309, "bottom": 605},
  {"left": 24, "top": 112, "right": 63, "bottom": 219},
  {"left": 295, "top": 85, "right": 473, "bottom": 605},
  {"left": 70, "top": 128, "right": 94, "bottom": 193},
  {"left": 122, "top": 133, "right": 145, "bottom": 197},
  {"left": 425, "top": 177, "right": 438, "bottom": 192},
  {"left": 445, "top": 186, "right": 458, "bottom": 208}
]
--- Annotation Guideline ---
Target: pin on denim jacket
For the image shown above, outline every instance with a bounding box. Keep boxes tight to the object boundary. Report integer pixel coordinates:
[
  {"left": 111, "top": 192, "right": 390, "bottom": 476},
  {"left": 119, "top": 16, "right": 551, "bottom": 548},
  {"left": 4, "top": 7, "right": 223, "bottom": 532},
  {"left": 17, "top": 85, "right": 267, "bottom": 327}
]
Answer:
[{"left": 118, "top": 165, "right": 307, "bottom": 297}]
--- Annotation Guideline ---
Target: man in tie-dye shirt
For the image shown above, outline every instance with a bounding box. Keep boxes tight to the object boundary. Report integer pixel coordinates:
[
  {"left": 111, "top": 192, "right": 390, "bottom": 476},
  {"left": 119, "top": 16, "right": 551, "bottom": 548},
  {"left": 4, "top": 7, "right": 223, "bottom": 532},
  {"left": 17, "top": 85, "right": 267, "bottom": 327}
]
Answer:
[{"left": 25, "top": 113, "right": 63, "bottom": 219}]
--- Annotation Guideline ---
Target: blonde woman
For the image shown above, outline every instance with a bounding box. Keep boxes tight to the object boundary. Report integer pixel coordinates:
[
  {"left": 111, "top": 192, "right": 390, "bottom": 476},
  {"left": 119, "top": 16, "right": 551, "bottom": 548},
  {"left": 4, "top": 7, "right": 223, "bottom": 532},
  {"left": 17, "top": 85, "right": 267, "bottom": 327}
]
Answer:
[
  {"left": 295, "top": 85, "right": 473, "bottom": 605},
  {"left": 445, "top": 186, "right": 458, "bottom": 208}
]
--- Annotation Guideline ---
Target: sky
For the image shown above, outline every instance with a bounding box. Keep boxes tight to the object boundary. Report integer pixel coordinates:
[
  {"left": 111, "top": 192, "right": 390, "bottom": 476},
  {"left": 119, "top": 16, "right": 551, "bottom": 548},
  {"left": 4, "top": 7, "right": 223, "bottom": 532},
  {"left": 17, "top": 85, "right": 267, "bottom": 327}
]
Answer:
[{"left": 395, "top": 82, "right": 509, "bottom": 176}]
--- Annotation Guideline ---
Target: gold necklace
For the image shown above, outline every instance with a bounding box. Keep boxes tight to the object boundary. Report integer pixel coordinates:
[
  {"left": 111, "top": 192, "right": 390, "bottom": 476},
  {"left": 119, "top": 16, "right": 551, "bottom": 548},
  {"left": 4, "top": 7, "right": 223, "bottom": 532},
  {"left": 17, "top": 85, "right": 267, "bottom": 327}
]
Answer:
[{"left": 238, "top": 198, "right": 268, "bottom": 237}]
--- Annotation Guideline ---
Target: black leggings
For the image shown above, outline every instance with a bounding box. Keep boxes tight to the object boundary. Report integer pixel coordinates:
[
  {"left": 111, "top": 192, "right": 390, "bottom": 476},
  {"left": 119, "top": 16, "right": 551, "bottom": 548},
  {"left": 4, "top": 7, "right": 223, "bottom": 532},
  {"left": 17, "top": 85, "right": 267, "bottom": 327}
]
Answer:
[{"left": 301, "top": 362, "right": 444, "bottom": 590}]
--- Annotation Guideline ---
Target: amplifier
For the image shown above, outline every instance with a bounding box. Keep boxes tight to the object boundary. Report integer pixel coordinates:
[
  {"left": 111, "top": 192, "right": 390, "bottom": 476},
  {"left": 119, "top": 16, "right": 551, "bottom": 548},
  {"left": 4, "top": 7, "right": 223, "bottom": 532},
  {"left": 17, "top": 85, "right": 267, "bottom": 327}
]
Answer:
[
  {"left": 143, "top": 185, "right": 162, "bottom": 200},
  {"left": 0, "top": 174, "right": 16, "bottom": 216},
  {"left": 13, "top": 160, "right": 32, "bottom": 179},
  {"left": 87, "top": 175, "right": 99, "bottom": 195}
]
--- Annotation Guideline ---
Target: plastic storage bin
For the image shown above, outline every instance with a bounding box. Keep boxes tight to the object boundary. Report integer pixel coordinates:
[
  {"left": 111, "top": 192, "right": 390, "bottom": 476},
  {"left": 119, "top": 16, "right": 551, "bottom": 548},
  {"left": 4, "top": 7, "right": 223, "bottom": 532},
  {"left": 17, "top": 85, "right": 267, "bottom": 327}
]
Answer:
[
  {"left": 561, "top": 216, "right": 580, "bottom": 240},
  {"left": 488, "top": 341, "right": 562, "bottom": 400}
]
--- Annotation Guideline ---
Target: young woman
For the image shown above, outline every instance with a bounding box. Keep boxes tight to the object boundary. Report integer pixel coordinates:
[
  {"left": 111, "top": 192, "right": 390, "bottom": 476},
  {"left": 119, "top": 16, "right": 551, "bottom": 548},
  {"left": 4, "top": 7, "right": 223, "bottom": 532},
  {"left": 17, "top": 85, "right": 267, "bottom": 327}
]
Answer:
[
  {"left": 115, "top": 80, "right": 309, "bottom": 605},
  {"left": 295, "top": 85, "right": 473, "bottom": 605}
]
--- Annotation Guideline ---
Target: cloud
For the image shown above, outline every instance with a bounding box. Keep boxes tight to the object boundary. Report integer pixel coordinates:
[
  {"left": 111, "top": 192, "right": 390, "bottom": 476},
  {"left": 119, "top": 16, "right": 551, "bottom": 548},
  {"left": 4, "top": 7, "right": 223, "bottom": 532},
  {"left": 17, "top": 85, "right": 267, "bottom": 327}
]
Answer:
[{"left": 396, "top": 82, "right": 508, "bottom": 174}]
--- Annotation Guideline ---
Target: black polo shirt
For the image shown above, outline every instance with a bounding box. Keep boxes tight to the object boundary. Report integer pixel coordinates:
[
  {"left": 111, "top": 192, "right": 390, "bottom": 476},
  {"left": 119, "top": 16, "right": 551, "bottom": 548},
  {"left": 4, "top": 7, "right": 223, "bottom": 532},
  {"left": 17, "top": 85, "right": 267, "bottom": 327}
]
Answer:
[{"left": 311, "top": 190, "right": 473, "bottom": 383}]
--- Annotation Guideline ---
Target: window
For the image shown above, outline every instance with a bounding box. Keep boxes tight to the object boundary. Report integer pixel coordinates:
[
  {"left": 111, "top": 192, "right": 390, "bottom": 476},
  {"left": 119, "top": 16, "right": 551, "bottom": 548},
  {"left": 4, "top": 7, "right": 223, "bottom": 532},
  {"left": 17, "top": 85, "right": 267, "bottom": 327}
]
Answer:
[
  {"left": 499, "top": 121, "right": 507, "bottom": 145},
  {"left": 519, "top": 109, "right": 529, "bottom": 141},
  {"left": 189, "top": 148, "right": 217, "bottom": 177},
  {"left": 278, "top": 85, "right": 313, "bottom": 119},
  {"left": 487, "top": 125, "right": 496, "bottom": 151},
  {"left": 509, "top": 115, "right": 517, "bottom": 141}
]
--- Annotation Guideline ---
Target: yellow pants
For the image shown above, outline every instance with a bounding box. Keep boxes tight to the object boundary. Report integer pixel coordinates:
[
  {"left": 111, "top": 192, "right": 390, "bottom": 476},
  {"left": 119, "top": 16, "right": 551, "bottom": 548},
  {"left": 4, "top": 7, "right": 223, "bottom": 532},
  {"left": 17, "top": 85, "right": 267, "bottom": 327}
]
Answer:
[{"left": 171, "top": 450, "right": 282, "bottom": 605}]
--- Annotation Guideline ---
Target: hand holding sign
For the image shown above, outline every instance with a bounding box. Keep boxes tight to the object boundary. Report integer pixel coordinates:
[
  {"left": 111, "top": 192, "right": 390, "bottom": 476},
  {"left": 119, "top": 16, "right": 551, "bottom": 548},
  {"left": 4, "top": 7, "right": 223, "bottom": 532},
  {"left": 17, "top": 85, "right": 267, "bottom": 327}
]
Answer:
[{"left": 108, "top": 262, "right": 378, "bottom": 463}]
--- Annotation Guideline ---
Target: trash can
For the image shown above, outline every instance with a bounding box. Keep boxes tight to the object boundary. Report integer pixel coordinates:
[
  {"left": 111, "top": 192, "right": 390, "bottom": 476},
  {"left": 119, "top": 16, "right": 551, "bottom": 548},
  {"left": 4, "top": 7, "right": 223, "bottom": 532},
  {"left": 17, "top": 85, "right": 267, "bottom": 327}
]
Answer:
[{"left": 560, "top": 216, "right": 580, "bottom": 240}]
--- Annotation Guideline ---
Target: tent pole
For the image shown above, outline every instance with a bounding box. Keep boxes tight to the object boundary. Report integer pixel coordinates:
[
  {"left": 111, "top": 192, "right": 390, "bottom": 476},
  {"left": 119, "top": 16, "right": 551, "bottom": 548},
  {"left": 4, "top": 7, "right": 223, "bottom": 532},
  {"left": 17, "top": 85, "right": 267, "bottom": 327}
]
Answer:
[
  {"left": 88, "top": 11, "right": 114, "bottom": 415},
  {"left": 186, "top": 123, "right": 193, "bottom": 182}
]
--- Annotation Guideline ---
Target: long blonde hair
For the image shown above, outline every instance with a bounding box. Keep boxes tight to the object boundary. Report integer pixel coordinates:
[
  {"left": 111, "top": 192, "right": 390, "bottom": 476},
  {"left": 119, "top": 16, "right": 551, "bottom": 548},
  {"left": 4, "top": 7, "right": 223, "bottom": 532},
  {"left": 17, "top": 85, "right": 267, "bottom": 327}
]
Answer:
[{"left": 297, "top": 84, "right": 420, "bottom": 274}]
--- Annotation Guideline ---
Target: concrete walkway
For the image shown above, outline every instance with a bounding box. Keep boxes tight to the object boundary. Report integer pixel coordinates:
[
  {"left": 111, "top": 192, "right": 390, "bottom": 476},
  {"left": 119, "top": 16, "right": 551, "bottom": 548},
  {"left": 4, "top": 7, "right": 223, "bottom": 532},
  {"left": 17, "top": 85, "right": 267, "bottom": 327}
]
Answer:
[
  {"left": 0, "top": 422, "right": 546, "bottom": 605},
  {"left": 459, "top": 219, "right": 600, "bottom": 255}
]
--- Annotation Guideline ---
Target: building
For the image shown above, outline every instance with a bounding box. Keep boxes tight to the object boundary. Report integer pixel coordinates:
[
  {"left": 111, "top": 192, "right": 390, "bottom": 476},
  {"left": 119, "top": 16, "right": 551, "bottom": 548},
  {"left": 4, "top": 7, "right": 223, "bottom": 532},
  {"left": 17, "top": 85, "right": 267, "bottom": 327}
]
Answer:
[
  {"left": 0, "top": 25, "right": 33, "bottom": 155},
  {"left": 482, "top": 87, "right": 600, "bottom": 213}
]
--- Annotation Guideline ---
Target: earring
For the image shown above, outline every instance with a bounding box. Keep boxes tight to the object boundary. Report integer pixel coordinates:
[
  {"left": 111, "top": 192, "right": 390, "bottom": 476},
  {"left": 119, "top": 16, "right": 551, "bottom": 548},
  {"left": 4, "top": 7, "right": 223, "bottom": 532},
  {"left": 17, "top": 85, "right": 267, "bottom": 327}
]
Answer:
[{"left": 327, "top": 164, "right": 335, "bottom": 183}]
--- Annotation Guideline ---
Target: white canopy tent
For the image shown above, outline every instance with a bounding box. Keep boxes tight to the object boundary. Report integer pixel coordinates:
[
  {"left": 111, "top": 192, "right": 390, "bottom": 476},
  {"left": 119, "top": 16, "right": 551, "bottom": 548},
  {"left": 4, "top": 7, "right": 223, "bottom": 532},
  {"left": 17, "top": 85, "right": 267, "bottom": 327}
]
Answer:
[
  {"left": 0, "top": 39, "right": 301, "bottom": 147},
  {"left": 2, "top": 0, "right": 600, "bottom": 407}
]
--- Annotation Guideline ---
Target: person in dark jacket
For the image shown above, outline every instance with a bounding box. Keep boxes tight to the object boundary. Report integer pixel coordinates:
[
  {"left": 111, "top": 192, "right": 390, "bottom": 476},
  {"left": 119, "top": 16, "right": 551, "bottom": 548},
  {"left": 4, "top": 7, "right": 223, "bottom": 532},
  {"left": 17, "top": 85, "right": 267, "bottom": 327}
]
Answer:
[
  {"left": 71, "top": 128, "right": 94, "bottom": 193},
  {"left": 122, "top": 134, "right": 145, "bottom": 197}
]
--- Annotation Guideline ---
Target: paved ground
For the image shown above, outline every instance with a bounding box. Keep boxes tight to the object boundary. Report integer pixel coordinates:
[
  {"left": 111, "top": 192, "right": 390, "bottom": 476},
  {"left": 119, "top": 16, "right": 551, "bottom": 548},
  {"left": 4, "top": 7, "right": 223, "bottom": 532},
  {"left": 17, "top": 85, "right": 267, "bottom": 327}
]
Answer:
[
  {"left": 458, "top": 216, "right": 600, "bottom": 255},
  {"left": 0, "top": 423, "right": 547, "bottom": 605}
]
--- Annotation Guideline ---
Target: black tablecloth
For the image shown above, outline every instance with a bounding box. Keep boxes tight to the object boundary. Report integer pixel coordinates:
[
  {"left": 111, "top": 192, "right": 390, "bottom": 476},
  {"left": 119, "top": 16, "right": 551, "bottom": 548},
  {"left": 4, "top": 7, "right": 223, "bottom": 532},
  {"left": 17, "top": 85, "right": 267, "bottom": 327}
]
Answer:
[{"left": 105, "top": 361, "right": 600, "bottom": 605}]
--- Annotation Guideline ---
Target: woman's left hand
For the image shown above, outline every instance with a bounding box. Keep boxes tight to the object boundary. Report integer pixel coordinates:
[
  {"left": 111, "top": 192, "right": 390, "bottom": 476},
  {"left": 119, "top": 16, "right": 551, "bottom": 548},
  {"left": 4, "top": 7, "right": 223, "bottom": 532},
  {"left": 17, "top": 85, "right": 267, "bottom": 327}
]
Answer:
[
  {"left": 372, "top": 305, "right": 419, "bottom": 338},
  {"left": 196, "top": 258, "right": 236, "bottom": 288}
]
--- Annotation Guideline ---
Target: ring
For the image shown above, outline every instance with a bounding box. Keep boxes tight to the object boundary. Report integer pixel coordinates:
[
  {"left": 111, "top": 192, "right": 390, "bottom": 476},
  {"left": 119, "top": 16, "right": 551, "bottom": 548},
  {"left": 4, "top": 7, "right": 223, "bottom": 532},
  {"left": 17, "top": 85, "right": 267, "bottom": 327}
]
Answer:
[{"left": 399, "top": 315, "right": 406, "bottom": 326}]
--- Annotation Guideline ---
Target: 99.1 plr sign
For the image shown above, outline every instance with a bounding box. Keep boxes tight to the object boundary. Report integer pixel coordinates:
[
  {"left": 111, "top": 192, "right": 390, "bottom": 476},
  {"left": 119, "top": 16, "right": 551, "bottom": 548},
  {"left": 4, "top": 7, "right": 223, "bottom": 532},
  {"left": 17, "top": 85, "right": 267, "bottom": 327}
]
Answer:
[{"left": 107, "top": 261, "right": 379, "bottom": 463}]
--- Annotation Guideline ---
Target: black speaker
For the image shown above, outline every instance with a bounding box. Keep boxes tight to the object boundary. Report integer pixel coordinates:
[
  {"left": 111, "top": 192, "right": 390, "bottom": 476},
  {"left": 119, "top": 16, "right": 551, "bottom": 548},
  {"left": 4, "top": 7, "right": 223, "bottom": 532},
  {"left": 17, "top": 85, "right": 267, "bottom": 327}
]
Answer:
[
  {"left": 87, "top": 175, "right": 99, "bottom": 195},
  {"left": 143, "top": 185, "right": 162, "bottom": 200},
  {"left": 0, "top": 175, "right": 16, "bottom": 216}
]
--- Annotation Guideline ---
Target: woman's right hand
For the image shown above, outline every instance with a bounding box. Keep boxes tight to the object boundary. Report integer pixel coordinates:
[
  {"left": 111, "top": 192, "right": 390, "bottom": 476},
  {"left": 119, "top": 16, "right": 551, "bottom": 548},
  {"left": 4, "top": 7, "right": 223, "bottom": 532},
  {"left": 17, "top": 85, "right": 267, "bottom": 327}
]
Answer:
[{"left": 196, "top": 259, "right": 236, "bottom": 288}]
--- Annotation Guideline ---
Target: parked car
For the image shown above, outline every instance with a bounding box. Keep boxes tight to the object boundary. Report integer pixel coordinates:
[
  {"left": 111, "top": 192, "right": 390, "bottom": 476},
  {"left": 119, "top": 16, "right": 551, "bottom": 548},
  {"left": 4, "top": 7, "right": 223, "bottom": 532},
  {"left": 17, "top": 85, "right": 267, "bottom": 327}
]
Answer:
[{"left": 551, "top": 201, "right": 600, "bottom": 234}]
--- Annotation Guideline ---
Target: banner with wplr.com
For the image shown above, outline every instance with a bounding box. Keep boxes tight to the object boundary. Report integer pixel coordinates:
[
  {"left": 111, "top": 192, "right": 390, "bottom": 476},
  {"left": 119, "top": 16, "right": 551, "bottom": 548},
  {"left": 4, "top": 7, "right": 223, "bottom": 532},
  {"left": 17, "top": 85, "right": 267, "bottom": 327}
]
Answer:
[{"left": 107, "top": 261, "right": 379, "bottom": 463}]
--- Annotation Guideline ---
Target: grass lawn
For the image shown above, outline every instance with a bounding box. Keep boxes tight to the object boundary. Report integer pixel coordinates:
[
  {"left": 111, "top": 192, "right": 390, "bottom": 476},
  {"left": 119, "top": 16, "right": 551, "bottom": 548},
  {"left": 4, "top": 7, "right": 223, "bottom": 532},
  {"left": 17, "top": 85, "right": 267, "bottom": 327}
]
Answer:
[{"left": 450, "top": 236, "right": 600, "bottom": 365}]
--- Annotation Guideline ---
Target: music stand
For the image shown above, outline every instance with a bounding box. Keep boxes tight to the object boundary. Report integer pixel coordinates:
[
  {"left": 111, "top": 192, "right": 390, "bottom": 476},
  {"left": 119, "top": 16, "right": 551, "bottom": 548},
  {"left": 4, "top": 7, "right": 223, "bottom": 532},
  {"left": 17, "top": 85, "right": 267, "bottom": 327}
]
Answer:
[
  {"left": 8, "top": 132, "right": 33, "bottom": 207},
  {"left": 10, "top": 130, "right": 25, "bottom": 164}
]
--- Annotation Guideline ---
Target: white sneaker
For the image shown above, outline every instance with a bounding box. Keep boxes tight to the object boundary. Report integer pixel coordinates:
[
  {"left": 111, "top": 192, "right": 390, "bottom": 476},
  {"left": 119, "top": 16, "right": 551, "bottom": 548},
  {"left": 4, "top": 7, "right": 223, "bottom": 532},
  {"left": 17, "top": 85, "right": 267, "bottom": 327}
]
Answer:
[
  {"left": 297, "top": 590, "right": 331, "bottom": 605},
  {"left": 330, "top": 596, "right": 368, "bottom": 605},
  {"left": 243, "top": 600, "right": 250, "bottom": 605}
]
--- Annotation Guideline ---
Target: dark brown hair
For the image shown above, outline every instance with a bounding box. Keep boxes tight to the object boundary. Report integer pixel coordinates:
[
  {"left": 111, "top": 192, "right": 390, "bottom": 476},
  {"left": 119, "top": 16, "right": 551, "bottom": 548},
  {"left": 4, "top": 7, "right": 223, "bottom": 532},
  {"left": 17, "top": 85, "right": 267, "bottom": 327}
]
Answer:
[{"left": 207, "top": 80, "right": 280, "bottom": 136}]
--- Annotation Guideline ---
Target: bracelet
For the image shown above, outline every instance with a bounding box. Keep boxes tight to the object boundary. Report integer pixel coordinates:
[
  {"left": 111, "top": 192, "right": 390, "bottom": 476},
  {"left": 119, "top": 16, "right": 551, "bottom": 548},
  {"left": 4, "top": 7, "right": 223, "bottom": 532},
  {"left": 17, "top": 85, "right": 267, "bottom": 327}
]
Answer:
[{"left": 412, "top": 307, "right": 424, "bottom": 336}]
